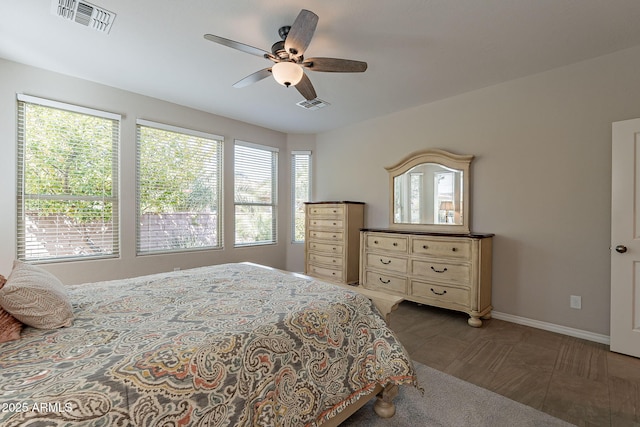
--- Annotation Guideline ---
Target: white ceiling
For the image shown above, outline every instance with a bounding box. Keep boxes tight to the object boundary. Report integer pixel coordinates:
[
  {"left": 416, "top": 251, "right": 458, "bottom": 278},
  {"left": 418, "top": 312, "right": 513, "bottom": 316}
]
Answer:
[{"left": 2, "top": 0, "right": 640, "bottom": 134}]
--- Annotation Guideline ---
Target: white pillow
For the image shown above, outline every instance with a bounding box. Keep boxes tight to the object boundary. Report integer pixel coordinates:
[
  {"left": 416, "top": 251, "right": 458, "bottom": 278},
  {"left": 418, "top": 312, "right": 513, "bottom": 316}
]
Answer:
[
  {"left": 0, "top": 274, "right": 22, "bottom": 343},
  {"left": 0, "top": 260, "right": 73, "bottom": 329}
]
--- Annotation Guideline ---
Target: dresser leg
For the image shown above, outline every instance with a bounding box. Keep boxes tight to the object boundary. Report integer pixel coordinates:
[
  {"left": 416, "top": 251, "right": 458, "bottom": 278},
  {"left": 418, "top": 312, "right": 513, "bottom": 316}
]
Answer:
[{"left": 468, "top": 316, "right": 482, "bottom": 327}]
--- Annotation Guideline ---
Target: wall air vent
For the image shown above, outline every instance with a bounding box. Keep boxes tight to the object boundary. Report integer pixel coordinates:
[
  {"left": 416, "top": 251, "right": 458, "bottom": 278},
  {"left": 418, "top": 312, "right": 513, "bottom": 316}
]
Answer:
[
  {"left": 296, "top": 98, "right": 330, "bottom": 110},
  {"left": 51, "top": 0, "right": 116, "bottom": 34}
]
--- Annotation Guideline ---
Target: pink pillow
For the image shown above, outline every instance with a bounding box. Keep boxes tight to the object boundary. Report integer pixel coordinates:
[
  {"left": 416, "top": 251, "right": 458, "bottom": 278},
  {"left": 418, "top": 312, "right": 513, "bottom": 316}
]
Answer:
[{"left": 0, "top": 275, "right": 22, "bottom": 343}]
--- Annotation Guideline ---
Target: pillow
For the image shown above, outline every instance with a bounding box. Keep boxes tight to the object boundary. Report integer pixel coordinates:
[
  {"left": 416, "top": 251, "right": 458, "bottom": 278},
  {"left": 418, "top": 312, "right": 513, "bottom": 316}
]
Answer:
[
  {"left": 0, "top": 275, "right": 22, "bottom": 343},
  {"left": 0, "top": 261, "right": 73, "bottom": 329}
]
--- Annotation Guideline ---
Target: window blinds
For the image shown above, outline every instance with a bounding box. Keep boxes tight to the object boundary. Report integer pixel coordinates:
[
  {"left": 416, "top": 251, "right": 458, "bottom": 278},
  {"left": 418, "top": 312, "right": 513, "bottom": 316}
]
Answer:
[
  {"left": 291, "top": 151, "right": 311, "bottom": 243},
  {"left": 234, "top": 141, "right": 278, "bottom": 246},
  {"left": 16, "top": 94, "right": 120, "bottom": 262},
  {"left": 136, "top": 120, "right": 223, "bottom": 254}
]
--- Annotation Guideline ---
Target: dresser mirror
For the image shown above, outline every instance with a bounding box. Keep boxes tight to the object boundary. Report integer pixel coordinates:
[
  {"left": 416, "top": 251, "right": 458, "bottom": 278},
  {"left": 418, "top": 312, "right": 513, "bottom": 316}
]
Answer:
[{"left": 386, "top": 149, "right": 473, "bottom": 233}]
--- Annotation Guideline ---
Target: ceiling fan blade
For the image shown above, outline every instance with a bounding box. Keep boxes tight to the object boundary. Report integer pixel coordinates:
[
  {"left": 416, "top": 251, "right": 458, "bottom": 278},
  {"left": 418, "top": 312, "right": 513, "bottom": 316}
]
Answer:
[
  {"left": 233, "top": 68, "right": 272, "bottom": 88},
  {"left": 303, "top": 57, "right": 368, "bottom": 73},
  {"left": 284, "top": 9, "right": 318, "bottom": 59},
  {"left": 295, "top": 73, "right": 317, "bottom": 100},
  {"left": 204, "top": 34, "right": 270, "bottom": 58}
]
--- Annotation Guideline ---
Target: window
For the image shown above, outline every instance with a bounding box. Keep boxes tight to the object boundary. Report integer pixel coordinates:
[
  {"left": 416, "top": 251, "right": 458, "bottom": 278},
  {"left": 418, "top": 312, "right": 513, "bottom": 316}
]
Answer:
[
  {"left": 136, "top": 120, "right": 223, "bottom": 254},
  {"left": 16, "top": 94, "right": 120, "bottom": 262},
  {"left": 234, "top": 141, "right": 278, "bottom": 246},
  {"left": 291, "top": 151, "right": 311, "bottom": 243},
  {"left": 435, "top": 171, "right": 455, "bottom": 224},
  {"left": 410, "top": 172, "right": 423, "bottom": 223}
]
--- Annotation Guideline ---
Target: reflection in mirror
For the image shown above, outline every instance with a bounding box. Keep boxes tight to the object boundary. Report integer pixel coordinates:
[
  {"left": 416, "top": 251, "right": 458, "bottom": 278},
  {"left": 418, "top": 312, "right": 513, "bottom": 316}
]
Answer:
[
  {"left": 387, "top": 149, "right": 472, "bottom": 233},
  {"left": 393, "top": 164, "right": 463, "bottom": 225}
]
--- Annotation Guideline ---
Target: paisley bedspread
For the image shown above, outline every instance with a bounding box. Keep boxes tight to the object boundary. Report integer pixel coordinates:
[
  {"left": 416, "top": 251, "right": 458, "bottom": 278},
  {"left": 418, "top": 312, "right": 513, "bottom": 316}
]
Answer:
[{"left": 0, "top": 263, "right": 415, "bottom": 426}]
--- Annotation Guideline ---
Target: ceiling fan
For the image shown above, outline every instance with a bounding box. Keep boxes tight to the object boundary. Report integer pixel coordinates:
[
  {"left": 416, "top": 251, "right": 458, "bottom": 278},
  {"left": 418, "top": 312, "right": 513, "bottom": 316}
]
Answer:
[{"left": 203, "top": 9, "right": 367, "bottom": 101}]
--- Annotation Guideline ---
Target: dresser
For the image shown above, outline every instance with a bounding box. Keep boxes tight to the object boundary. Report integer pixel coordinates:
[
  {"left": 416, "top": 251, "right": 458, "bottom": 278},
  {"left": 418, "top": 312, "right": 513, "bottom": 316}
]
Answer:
[
  {"left": 359, "top": 228, "right": 493, "bottom": 327},
  {"left": 304, "top": 202, "right": 364, "bottom": 285}
]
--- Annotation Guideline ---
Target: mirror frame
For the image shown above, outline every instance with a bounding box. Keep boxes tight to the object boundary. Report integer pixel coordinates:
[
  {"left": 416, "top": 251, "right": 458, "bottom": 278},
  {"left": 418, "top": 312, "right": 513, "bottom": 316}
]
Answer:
[{"left": 386, "top": 148, "right": 474, "bottom": 234}]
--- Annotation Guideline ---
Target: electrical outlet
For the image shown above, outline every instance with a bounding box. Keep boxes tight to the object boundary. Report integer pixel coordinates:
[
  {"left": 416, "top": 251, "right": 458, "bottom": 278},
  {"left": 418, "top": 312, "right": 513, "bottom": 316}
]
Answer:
[{"left": 570, "top": 295, "right": 582, "bottom": 309}]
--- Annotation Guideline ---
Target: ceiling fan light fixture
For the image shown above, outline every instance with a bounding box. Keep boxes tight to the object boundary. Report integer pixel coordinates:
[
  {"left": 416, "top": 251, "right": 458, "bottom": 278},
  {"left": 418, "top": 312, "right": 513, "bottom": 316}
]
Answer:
[
  {"left": 272, "top": 61, "right": 303, "bottom": 87},
  {"left": 204, "top": 9, "right": 367, "bottom": 101}
]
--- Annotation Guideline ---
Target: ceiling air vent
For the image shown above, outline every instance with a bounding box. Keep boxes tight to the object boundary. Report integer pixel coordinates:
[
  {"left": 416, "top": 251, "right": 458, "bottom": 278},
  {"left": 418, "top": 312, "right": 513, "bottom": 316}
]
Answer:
[
  {"left": 296, "top": 98, "right": 330, "bottom": 111},
  {"left": 51, "top": 0, "right": 116, "bottom": 34}
]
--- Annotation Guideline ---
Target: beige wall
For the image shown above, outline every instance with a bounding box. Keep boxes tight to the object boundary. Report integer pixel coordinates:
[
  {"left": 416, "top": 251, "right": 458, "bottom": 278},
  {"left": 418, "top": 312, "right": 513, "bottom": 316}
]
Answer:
[
  {"left": 0, "top": 59, "right": 298, "bottom": 284},
  {"left": 315, "top": 45, "right": 640, "bottom": 336}
]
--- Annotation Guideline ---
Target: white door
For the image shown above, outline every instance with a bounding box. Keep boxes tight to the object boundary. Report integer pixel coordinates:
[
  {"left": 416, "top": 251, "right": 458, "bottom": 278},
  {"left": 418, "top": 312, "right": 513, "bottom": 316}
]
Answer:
[{"left": 611, "top": 118, "right": 640, "bottom": 358}]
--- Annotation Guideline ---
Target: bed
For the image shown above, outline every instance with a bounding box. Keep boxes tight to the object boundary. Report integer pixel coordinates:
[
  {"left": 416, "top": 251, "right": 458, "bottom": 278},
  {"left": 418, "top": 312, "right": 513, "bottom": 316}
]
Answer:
[{"left": 0, "top": 262, "right": 416, "bottom": 426}]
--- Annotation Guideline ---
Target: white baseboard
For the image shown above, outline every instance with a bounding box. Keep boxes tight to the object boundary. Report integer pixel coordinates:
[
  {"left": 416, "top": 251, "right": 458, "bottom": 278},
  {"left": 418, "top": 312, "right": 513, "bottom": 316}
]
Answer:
[{"left": 491, "top": 311, "right": 610, "bottom": 345}]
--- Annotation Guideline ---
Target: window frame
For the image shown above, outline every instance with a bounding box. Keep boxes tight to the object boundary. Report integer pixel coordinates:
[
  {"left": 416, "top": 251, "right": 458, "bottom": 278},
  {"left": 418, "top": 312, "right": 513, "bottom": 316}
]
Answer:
[
  {"left": 233, "top": 140, "right": 279, "bottom": 247},
  {"left": 135, "top": 119, "right": 224, "bottom": 255},
  {"left": 16, "top": 94, "right": 121, "bottom": 263}
]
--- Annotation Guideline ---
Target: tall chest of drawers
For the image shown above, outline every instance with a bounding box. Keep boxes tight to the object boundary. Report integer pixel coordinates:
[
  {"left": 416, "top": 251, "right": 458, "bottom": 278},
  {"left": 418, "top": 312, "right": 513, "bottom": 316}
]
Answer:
[
  {"left": 305, "top": 202, "right": 364, "bottom": 285},
  {"left": 359, "top": 228, "right": 494, "bottom": 327}
]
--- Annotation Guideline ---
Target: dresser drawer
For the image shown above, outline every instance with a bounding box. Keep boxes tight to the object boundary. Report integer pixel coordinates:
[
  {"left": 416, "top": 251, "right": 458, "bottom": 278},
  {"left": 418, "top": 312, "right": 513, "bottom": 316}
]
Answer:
[
  {"left": 308, "top": 229, "right": 344, "bottom": 241},
  {"left": 308, "top": 205, "right": 344, "bottom": 217},
  {"left": 307, "top": 264, "right": 344, "bottom": 282},
  {"left": 308, "top": 253, "right": 343, "bottom": 267},
  {"left": 363, "top": 271, "right": 407, "bottom": 294},
  {"left": 411, "top": 237, "right": 471, "bottom": 260},
  {"left": 412, "top": 259, "right": 470, "bottom": 284},
  {"left": 365, "top": 234, "right": 408, "bottom": 253},
  {"left": 309, "top": 218, "right": 344, "bottom": 229},
  {"left": 308, "top": 241, "right": 344, "bottom": 254},
  {"left": 365, "top": 253, "right": 408, "bottom": 274},
  {"left": 411, "top": 280, "right": 470, "bottom": 308}
]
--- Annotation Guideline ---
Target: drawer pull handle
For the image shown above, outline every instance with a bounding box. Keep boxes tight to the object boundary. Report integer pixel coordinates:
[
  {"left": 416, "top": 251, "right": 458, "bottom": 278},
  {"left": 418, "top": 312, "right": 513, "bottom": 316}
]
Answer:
[
  {"left": 379, "top": 277, "right": 391, "bottom": 284},
  {"left": 423, "top": 245, "right": 429, "bottom": 249},
  {"left": 374, "top": 240, "right": 379, "bottom": 244},
  {"left": 431, "top": 266, "right": 448, "bottom": 273},
  {"left": 430, "top": 288, "right": 447, "bottom": 296},
  {"left": 332, "top": 235, "right": 337, "bottom": 238},
  {"left": 333, "top": 222, "right": 337, "bottom": 225},
  {"left": 452, "top": 247, "right": 457, "bottom": 252},
  {"left": 393, "top": 242, "right": 398, "bottom": 247},
  {"left": 379, "top": 258, "right": 391, "bottom": 265}
]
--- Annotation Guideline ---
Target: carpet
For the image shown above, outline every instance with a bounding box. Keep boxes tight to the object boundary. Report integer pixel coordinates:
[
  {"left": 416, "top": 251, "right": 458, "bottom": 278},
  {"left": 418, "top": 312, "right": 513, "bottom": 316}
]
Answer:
[{"left": 341, "top": 361, "right": 575, "bottom": 426}]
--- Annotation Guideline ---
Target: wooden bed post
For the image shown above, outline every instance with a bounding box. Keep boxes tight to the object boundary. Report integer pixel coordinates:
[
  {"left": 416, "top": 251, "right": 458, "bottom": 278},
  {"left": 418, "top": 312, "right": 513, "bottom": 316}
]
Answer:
[{"left": 373, "top": 383, "right": 399, "bottom": 418}]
